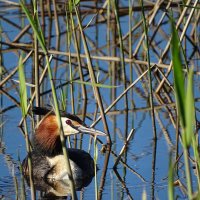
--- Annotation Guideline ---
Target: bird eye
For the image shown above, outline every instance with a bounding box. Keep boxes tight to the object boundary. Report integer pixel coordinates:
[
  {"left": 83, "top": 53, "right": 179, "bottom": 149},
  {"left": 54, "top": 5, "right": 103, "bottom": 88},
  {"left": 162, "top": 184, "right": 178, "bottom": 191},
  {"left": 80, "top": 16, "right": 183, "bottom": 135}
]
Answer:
[{"left": 65, "top": 119, "right": 72, "bottom": 126}]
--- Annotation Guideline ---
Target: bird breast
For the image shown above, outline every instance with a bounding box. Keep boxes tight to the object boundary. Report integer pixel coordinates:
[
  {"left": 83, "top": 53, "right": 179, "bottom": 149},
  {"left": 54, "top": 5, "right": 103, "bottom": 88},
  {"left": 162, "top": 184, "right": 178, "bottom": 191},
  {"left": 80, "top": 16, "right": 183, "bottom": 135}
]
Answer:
[{"left": 47, "top": 155, "right": 83, "bottom": 181}]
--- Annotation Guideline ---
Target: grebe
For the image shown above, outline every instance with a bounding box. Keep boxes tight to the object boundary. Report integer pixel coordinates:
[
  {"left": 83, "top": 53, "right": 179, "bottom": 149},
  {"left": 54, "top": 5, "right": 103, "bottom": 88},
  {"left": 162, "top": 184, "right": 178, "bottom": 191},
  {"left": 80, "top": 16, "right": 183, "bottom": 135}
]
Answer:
[{"left": 22, "top": 107, "right": 106, "bottom": 182}]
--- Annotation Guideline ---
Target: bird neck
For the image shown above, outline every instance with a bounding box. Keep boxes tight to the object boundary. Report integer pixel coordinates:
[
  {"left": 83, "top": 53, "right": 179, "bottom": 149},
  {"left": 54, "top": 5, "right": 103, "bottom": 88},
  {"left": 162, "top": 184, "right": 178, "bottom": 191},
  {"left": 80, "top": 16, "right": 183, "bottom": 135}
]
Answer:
[
  {"left": 32, "top": 115, "right": 63, "bottom": 157},
  {"left": 32, "top": 135, "right": 64, "bottom": 157}
]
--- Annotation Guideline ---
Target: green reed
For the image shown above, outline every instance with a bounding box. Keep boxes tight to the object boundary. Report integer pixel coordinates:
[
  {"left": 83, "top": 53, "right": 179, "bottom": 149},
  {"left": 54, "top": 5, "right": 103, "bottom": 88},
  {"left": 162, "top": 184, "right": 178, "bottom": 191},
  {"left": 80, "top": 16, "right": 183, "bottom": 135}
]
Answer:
[
  {"left": 170, "top": 14, "right": 199, "bottom": 199},
  {"left": 140, "top": 0, "right": 157, "bottom": 139},
  {"left": 168, "top": 153, "right": 174, "bottom": 200},
  {"left": 18, "top": 56, "right": 35, "bottom": 199},
  {"left": 20, "top": 1, "right": 77, "bottom": 199}
]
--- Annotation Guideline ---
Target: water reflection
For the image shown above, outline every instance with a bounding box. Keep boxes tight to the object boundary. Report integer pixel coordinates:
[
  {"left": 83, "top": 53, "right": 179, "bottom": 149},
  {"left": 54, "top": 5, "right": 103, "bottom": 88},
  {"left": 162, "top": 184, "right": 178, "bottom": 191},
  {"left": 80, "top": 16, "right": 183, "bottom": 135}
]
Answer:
[
  {"left": 0, "top": 0, "right": 199, "bottom": 199},
  {"left": 24, "top": 170, "right": 94, "bottom": 199}
]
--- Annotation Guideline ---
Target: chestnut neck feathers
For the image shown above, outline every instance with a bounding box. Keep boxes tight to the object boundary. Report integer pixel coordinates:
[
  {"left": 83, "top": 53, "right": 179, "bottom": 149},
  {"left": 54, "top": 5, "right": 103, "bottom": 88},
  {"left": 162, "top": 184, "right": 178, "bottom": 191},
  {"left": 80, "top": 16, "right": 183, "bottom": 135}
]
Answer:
[
  {"left": 33, "top": 115, "right": 63, "bottom": 157},
  {"left": 31, "top": 107, "right": 106, "bottom": 156}
]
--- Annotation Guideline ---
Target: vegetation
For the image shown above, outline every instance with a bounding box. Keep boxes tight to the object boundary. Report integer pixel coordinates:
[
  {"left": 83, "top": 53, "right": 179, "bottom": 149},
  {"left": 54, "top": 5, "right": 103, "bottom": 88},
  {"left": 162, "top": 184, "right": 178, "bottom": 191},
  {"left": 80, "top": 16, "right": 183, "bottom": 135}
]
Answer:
[{"left": 0, "top": 0, "right": 199, "bottom": 199}]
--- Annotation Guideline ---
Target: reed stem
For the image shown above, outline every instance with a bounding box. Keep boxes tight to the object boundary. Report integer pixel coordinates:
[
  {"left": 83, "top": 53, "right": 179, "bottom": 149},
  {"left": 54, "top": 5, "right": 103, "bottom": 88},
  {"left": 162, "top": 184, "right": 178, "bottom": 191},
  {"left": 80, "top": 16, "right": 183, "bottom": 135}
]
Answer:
[{"left": 140, "top": 0, "right": 157, "bottom": 139}]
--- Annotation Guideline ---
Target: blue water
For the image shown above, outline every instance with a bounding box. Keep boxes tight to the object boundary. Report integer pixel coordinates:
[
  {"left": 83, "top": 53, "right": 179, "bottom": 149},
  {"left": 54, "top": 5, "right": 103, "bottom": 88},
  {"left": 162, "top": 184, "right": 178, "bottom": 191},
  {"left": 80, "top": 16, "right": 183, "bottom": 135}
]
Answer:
[
  {"left": 0, "top": 106, "right": 177, "bottom": 199},
  {"left": 0, "top": 1, "right": 199, "bottom": 199}
]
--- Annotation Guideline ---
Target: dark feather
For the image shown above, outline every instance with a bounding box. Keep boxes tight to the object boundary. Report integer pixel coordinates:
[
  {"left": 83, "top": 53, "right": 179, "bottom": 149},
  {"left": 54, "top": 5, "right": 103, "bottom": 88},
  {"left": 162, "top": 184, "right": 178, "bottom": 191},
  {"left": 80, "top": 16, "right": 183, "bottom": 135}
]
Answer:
[
  {"left": 22, "top": 153, "right": 51, "bottom": 179},
  {"left": 33, "top": 106, "right": 85, "bottom": 125},
  {"left": 32, "top": 107, "right": 53, "bottom": 115},
  {"left": 67, "top": 148, "right": 94, "bottom": 175}
]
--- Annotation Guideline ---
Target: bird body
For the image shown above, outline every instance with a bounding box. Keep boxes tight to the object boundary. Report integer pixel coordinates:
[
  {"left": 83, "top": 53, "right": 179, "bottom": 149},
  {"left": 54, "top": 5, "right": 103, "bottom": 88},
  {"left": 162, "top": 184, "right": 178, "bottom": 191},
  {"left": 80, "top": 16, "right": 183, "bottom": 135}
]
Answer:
[
  {"left": 22, "top": 107, "right": 106, "bottom": 183},
  {"left": 22, "top": 148, "right": 95, "bottom": 182}
]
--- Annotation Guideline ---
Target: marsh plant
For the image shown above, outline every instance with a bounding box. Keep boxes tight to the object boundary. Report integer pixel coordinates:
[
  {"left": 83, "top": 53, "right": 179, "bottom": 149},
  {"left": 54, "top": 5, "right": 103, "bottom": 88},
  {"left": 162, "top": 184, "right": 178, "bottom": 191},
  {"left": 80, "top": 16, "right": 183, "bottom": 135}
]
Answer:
[{"left": 0, "top": 0, "right": 199, "bottom": 199}]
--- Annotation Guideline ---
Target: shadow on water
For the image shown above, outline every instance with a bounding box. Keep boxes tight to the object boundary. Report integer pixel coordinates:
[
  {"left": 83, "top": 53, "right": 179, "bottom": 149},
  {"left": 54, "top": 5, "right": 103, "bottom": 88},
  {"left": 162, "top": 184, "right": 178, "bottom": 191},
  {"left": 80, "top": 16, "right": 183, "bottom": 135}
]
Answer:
[{"left": 0, "top": 0, "right": 200, "bottom": 199}]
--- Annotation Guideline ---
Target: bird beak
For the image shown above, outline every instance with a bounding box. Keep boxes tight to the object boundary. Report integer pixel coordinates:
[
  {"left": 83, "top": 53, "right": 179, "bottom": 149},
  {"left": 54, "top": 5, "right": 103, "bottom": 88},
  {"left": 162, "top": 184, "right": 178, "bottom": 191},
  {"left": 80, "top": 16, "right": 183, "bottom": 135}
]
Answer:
[{"left": 77, "top": 125, "right": 107, "bottom": 136}]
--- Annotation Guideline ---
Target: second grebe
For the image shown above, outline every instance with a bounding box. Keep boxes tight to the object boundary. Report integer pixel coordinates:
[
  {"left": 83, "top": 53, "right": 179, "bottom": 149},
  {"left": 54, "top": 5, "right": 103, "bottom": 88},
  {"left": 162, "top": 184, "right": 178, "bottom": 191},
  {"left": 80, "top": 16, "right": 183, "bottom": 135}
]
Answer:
[{"left": 22, "top": 107, "right": 106, "bottom": 181}]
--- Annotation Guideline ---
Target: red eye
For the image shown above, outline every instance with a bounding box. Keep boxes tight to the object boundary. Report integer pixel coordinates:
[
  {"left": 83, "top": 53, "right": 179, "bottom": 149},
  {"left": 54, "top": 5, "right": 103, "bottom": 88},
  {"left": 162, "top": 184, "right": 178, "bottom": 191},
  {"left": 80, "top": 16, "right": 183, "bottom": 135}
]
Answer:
[{"left": 65, "top": 119, "right": 72, "bottom": 126}]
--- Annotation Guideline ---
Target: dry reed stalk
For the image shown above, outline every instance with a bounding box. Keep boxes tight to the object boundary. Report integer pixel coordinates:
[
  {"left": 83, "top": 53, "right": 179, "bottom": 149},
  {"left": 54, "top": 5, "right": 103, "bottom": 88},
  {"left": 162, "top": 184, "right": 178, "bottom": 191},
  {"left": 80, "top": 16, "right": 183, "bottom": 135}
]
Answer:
[
  {"left": 113, "top": 129, "right": 135, "bottom": 168},
  {"left": 111, "top": 149, "right": 146, "bottom": 182},
  {"left": 74, "top": 5, "right": 111, "bottom": 143},
  {"left": 0, "top": 51, "right": 33, "bottom": 87},
  {"left": 91, "top": 66, "right": 155, "bottom": 127},
  {"left": 156, "top": 0, "right": 196, "bottom": 92},
  {"left": 71, "top": 13, "right": 87, "bottom": 120},
  {"left": 154, "top": 110, "right": 174, "bottom": 146},
  {"left": 98, "top": 147, "right": 111, "bottom": 200},
  {"left": 0, "top": 0, "right": 199, "bottom": 198},
  {"left": 1, "top": 43, "right": 172, "bottom": 68},
  {"left": 114, "top": 168, "right": 134, "bottom": 200},
  {"left": 13, "top": 24, "right": 31, "bottom": 42},
  {"left": 0, "top": 88, "right": 20, "bottom": 108},
  {"left": 155, "top": 94, "right": 176, "bottom": 128},
  {"left": 113, "top": 0, "right": 129, "bottom": 138},
  {"left": 133, "top": 0, "right": 164, "bottom": 57}
]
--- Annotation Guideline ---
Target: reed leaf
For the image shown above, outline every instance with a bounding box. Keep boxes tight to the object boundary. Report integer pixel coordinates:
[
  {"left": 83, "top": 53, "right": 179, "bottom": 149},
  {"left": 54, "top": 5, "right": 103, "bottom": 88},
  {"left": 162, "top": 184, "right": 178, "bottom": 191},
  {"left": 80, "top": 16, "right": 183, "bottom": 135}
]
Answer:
[
  {"left": 18, "top": 56, "right": 35, "bottom": 198},
  {"left": 20, "top": 1, "right": 47, "bottom": 54},
  {"left": 170, "top": 14, "right": 193, "bottom": 198},
  {"left": 171, "top": 18, "right": 186, "bottom": 130},
  {"left": 18, "top": 56, "right": 27, "bottom": 117},
  {"left": 185, "top": 69, "right": 195, "bottom": 147},
  {"left": 74, "top": 0, "right": 80, "bottom": 6},
  {"left": 72, "top": 80, "right": 120, "bottom": 88}
]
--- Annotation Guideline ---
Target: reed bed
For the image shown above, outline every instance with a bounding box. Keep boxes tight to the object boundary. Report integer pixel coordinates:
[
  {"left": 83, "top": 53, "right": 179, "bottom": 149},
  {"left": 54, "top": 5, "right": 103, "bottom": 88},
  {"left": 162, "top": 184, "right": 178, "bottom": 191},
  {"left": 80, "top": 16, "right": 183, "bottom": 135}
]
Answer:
[{"left": 0, "top": 0, "right": 199, "bottom": 199}]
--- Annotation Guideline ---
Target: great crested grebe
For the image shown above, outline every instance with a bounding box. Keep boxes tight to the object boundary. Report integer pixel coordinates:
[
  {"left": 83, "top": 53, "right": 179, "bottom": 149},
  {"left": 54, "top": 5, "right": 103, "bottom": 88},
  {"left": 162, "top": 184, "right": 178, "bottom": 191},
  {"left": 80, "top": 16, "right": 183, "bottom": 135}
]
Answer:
[{"left": 22, "top": 107, "right": 106, "bottom": 182}]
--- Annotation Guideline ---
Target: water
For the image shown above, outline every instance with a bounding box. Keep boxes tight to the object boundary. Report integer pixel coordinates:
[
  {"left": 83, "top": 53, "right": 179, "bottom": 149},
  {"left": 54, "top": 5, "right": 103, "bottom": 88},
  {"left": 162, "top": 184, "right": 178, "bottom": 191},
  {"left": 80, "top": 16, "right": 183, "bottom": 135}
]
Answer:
[{"left": 0, "top": 1, "right": 199, "bottom": 199}]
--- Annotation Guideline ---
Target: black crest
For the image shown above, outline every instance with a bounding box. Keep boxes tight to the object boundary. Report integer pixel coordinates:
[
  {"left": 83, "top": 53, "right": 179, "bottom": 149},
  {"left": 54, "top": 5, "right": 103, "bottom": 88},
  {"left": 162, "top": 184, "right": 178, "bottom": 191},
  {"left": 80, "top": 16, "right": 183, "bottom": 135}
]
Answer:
[{"left": 32, "top": 106, "right": 85, "bottom": 125}]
